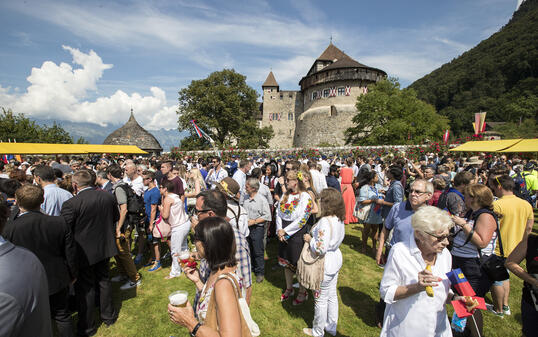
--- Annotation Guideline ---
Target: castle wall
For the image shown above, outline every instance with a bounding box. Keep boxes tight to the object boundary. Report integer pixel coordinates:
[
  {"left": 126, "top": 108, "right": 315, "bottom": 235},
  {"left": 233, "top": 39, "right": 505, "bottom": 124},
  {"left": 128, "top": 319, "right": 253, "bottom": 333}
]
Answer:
[
  {"left": 302, "top": 79, "right": 368, "bottom": 112},
  {"left": 261, "top": 87, "right": 303, "bottom": 149},
  {"left": 294, "top": 104, "right": 356, "bottom": 147}
]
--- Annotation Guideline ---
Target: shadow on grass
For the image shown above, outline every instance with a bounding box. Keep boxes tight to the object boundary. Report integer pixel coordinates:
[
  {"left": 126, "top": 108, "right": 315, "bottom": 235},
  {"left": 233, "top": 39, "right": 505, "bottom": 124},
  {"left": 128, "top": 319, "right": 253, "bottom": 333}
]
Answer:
[{"left": 339, "top": 286, "right": 378, "bottom": 328}]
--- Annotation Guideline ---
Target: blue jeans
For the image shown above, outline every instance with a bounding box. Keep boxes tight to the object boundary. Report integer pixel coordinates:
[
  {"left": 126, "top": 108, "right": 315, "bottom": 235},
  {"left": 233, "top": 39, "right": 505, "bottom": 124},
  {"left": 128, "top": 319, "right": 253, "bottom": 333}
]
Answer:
[{"left": 247, "top": 224, "right": 265, "bottom": 275}]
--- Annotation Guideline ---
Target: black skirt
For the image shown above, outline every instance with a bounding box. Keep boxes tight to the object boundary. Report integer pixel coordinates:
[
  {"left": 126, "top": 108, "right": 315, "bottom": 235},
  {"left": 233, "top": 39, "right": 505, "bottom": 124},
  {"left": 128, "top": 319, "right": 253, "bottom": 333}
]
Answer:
[{"left": 278, "top": 219, "right": 308, "bottom": 272}]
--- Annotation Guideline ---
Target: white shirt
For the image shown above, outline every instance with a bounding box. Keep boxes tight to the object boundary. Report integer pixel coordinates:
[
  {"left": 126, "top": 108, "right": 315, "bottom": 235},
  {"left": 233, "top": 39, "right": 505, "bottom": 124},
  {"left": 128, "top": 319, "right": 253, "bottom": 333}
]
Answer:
[
  {"left": 380, "top": 234, "right": 452, "bottom": 337},
  {"left": 319, "top": 160, "right": 330, "bottom": 176},
  {"left": 227, "top": 201, "right": 249, "bottom": 237},
  {"left": 352, "top": 164, "right": 359, "bottom": 177},
  {"left": 232, "top": 169, "right": 247, "bottom": 204},
  {"left": 276, "top": 192, "right": 313, "bottom": 236},
  {"left": 310, "top": 169, "right": 327, "bottom": 195},
  {"left": 205, "top": 167, "right": 228, "bottom": 189},
  {"left": 309, "top": 216, "right": 345, "bottom": 275},
  {"left": 123, "top": 175, "right": 144, "bottom": 196}
]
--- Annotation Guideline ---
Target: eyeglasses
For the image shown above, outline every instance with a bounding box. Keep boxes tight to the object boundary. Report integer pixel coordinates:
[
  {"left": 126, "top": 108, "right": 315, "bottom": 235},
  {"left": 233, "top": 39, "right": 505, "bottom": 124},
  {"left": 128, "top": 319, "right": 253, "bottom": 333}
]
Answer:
[
  {"left": 424, "top": 231, "right": 451, "bottom": 242},
  {"left": 194, "top": 208, "right": 211, "bottom": 215},
  {"left": 409, "top": 189, "right": 428, "bottom": 195}
]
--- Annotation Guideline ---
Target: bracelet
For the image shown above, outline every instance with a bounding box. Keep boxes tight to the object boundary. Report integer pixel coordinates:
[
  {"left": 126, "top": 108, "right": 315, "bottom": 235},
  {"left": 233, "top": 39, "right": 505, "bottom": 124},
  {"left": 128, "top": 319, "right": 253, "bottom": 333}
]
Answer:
[{"left": 190, "top": 322, "right": 201, "bottom": 336}]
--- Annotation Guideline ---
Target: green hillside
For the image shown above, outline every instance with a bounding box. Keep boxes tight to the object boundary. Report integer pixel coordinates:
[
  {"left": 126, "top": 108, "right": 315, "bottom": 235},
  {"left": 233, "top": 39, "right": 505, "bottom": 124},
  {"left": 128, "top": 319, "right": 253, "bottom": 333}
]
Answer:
[{"left": 409, "top": 0, "right": 538, "bottom": 136}]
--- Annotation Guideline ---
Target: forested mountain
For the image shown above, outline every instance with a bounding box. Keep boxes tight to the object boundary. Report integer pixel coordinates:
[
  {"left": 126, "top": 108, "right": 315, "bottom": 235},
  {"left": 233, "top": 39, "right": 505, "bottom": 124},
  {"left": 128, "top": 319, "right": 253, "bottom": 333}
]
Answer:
[{"left": 409, "top": 0, "right": 538, "bottom": 136}]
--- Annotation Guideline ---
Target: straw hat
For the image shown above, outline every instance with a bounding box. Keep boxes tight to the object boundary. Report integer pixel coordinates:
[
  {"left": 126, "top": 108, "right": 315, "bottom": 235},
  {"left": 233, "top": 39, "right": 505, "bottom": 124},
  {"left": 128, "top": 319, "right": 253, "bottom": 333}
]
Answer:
[{"left": 216, "top": 177, "right": 240, "bottom": 201}]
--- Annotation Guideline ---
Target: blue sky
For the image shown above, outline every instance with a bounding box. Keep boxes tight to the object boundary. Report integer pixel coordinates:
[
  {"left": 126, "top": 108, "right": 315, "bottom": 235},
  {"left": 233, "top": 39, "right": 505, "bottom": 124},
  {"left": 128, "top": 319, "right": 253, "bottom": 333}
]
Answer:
[{"left": 0, "top": 0, "right": 520, "bottom": 131}]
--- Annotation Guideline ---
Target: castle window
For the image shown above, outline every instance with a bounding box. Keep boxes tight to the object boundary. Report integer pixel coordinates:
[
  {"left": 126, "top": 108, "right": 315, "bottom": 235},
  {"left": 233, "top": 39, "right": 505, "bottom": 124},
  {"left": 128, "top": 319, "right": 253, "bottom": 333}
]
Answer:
[
  {"left": 330, "top": 105, "right": 337, "bottom": 117},
  {"left": 323, "top": 89, "right": 329, "bottom": 98},
  {"left": 337, "top": 87, "right": 345, "bottom": 96},
  {"left": 288, "top": 113, "right": 293, "bottom": 120},
  {"left": 289, "top": 93, "right": 293, "bottom": 98},
  {"left": 280, "top": 94, "right": 283, "bottom": 99},
  {"left": 312, "top": 91, "right": 318, "bottom": 100}
]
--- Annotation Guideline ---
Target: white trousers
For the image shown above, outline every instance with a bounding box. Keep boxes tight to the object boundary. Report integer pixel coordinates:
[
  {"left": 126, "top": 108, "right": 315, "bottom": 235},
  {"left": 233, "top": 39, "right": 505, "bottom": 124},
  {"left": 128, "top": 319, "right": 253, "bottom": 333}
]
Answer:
[
  {"left": 169, "top": 220, "right": 191, "bottom": 277},
  {"left": 312, "top": 272, "right": 339, "bottom": 337}
]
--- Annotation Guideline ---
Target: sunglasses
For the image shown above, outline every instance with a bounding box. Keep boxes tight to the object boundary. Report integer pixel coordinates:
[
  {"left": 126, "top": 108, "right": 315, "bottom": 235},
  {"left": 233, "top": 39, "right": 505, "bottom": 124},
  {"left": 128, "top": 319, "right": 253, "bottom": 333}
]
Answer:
[{"left": 424, "top": 231, "right": 451, "bottom": 242}]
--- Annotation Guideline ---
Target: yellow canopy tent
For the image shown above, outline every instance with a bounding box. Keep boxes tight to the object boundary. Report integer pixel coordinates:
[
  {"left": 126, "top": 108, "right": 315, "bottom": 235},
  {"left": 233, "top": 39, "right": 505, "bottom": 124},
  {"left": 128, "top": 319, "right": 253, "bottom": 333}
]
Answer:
[
  {"left": 0, "top": 143, "right": 147, "bottom": 155},
  {"left": 449, "top": 139, "right": 522, "bottom": 152},
  {"left": 499, "top": 139, "right": 538, "bottom": 153}
]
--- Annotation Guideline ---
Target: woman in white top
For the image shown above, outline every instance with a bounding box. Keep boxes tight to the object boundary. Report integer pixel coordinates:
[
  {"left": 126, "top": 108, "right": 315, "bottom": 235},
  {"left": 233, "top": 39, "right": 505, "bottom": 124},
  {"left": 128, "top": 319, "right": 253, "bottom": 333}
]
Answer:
[
  {"left": 160, "top": 180, "right": 191, "bottom": 279},
  {"left": 451, "top": 184, "right": 497, "bottom": 337},
  {"left": 303, "top": 188, "right": 346, "bottom": 337},
  {"left": 276, "top": 170, "right": 313, "bottom": 303},
  {"left": 380, "top": 206, "right": 456, "bottom": 337}
]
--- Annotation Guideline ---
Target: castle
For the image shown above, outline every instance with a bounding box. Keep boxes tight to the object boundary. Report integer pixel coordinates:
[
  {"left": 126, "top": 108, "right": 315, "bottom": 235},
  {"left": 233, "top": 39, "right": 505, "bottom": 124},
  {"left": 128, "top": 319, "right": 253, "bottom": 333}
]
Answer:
[{"left": 259, "top": 43, "right": 387, "bottom": 148}]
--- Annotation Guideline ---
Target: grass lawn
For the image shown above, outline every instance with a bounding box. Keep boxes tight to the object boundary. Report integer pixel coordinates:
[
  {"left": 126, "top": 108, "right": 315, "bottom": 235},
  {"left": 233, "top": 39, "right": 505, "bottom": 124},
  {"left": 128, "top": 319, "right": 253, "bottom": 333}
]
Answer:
[{"left": 91, "top": 224, "right": 526, "bottom": 337}]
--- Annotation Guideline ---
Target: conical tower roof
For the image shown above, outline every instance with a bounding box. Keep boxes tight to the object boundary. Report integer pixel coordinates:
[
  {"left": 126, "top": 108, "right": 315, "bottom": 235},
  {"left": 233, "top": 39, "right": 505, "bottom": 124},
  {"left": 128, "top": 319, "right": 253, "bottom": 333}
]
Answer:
[
  {"left": 103, "top": 109, "right": 163, "bottom": 153},
  {"left": 262, "top": 71, "right": 279, "bottom": 87},
  {"left": 316, "top": 43, "right": 351, "bottom": 62}
]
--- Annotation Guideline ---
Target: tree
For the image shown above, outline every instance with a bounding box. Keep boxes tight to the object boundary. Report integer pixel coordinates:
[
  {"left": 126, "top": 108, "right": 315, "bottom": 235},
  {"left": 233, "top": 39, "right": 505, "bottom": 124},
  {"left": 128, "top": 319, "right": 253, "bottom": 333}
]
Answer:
[
  {"left": 0, "top": 107, "right": 74, "bottom": 143},
  {"left": 177, "top": 69, "right": 273, "bottom": 149},
  {"left": 495, "top": 118, "right": 538, "bottom": 139},
  {"left": 345, "top": 78, "right": 449, "bottom": 145}
]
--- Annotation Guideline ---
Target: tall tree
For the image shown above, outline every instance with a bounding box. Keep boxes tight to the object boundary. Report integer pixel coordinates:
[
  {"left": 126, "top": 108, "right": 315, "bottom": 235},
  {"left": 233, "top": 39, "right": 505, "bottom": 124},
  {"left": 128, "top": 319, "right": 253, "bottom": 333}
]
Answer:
[
  {"left": 0, "top": 108, "right": 74, "bottom": 143},
  {"left": 345, "top": 78, "right": 449, "bottom": 145},
  {"left": 177, "top": 69, "right": 273, "bottom": 149}
]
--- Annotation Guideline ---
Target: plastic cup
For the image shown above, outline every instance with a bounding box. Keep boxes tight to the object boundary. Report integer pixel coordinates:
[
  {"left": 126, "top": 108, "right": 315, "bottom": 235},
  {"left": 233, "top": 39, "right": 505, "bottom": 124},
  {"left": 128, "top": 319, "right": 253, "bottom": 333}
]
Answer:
[
  {"left": 179, "top": 251, "right": 191, "bottom": 268},
  {"left": 169, "top": 290, "right": 188, "bottom": 307}
]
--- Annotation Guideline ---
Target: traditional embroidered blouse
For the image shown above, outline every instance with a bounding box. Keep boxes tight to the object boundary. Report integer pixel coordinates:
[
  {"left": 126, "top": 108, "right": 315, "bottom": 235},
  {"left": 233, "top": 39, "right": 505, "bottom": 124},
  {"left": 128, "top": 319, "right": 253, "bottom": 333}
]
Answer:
[{"left": 276, "top": 192, "right": 313, "bottom": 236}]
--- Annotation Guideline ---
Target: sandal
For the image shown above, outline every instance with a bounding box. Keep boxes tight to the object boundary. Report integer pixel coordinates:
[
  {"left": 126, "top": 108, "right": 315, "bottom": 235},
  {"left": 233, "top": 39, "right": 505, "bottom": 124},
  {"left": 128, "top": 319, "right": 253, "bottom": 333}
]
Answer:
[
  {"left": 280, "top": 288, "right": 294, "bottom": 302},
  {"left": 292, "top": 290, "right": 309, "bottom": 305}
]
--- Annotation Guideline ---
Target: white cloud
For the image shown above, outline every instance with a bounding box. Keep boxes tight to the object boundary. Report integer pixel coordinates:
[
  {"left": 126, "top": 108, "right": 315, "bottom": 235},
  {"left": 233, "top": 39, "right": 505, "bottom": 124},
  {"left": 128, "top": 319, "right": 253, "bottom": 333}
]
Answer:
[{"left": 0, "top": 46, "right": 178, "bottom": 130}]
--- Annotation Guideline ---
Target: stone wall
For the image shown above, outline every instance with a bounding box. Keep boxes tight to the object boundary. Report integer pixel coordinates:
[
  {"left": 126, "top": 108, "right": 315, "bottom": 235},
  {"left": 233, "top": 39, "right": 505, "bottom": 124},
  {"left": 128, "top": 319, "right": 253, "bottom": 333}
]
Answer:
[
  {"left": 294, "top": 104, "right": 356, "bottom": 147},
  {"left": 261, "top": 87, "right": 303, "bottom": 148}
]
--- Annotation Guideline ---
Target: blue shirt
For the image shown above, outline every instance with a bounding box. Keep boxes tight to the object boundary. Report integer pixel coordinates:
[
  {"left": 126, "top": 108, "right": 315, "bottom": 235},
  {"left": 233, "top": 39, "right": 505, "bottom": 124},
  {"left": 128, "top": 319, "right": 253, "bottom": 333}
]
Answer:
[
  {"left": 200, "top": 168, "right": 208, "bottom": 180},
  {"left": 144, "top": 186, "right": 160, "bottom": 223},
  {"left": 326, "top": 175, "right": 341, "bottom": 192},
  {"left": 382, "top": 181, "right": 404, "bottom": 219},
  {"left": 41, "top": 183, "right": 73, "bottom": 216},
  {"left": 384, "top": 201, "right": 415, "bottom": 246}
]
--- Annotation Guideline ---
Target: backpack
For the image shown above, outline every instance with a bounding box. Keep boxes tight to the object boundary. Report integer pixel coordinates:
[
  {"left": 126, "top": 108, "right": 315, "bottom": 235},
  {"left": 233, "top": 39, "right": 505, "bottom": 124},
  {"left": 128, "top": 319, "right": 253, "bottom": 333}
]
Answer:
[
  {"left": 117, "top": 184, "right": 146, "bottom": 223},
  {"left": 437, "top": 187, "right": 464, "bottom": 214},
  {"left": 513, "top": 172, "right": 533, "bottom": 204}
]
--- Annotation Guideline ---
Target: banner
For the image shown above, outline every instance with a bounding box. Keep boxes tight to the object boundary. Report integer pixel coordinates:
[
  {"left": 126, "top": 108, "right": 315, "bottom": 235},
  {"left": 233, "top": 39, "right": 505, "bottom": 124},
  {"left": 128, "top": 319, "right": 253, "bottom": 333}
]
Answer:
[
  {"left": 473, "top": 113, "right": 481, "bottom": 135},
  {"left": 443, "top": 130, "right": 450, "bottom": 145}
]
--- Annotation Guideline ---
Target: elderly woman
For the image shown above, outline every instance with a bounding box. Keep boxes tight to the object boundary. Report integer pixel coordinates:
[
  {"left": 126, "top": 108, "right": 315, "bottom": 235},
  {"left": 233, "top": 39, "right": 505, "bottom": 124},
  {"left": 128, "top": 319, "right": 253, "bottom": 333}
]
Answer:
[
  {"left": 168, "top": 217, "right": 248, "bottom": 337},
  {"left": 380, "top": 206, "right": 455, "bottom": 337},
  {"left": 302, "top": 188, "right": 346, "bottom": 337}
]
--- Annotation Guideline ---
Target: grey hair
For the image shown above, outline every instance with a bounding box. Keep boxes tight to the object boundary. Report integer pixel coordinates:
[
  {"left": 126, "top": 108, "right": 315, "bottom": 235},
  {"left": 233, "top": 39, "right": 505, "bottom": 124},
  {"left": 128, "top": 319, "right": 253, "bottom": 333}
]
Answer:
[
  {"left": 96, "top": 170, "right": 108, "bottom": 179},
  {"left": 246, "top": 178, "right": 259, "bottom": 191},
  {"left": 411, "top": 206, "right": 454, "bottom": 233},
  {"left": 411, "top": 179, "right": 434, "bottom": 194}
]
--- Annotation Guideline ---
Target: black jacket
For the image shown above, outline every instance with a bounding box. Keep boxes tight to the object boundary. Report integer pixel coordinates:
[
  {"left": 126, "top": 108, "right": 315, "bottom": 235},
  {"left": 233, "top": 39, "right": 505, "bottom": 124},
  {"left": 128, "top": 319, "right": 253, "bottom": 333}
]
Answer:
[
  {"left": 61, "top": 187, "right": 119, "bottom": 266},
  {"left": 3, "top": 211, "right": 77, "bottom": 295}
]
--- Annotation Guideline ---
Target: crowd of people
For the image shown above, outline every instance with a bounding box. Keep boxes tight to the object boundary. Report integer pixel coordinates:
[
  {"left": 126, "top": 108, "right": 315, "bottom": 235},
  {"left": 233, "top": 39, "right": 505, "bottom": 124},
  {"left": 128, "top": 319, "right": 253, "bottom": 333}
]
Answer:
[{"left": 0, "top": 151, "right": 536, "bottom": 337}]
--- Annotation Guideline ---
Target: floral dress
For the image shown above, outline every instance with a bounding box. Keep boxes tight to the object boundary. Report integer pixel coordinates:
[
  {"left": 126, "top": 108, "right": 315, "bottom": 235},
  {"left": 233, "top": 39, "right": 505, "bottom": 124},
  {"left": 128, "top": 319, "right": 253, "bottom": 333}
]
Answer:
[
  {"left": 196, "top": 271, "right": 243, "bottom": 323},
  {"left": 276, "top": 192, "right": 313, "bottom": 271}
]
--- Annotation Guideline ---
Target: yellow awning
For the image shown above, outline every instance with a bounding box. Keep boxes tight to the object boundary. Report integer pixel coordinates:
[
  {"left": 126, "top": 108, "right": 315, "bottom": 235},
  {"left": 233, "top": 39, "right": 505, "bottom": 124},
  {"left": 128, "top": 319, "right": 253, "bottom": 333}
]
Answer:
[
  {"left": 449, "top": 139, "right": 522, "bottom": 152},
  {"left": 499, "top": 139, "right": 538, "bottom": 152},
  {"left": 0, "top": 143, "right": 148, "bottom": 155}
]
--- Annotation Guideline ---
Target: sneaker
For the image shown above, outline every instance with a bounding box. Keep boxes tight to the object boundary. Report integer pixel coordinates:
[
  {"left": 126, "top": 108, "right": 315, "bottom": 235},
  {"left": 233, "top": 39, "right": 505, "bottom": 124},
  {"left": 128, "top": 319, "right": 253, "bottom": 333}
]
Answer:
[
  {"left": 133, "top": 254, "right": 143, "bottom": 265},
  {"left": 502, "top": 305, "right": 511, "bottom": 316},
  {"left": 256, "top": 275, "right": 264, "bottom": 283},
  {"left": 120, "top": 276, "right": 142, "bottom": 290},
  {"left": 110, "top": 275, "right": 128, "bottom": 283},
  {"left": 144, "top": 259, "right": 155, "bottom": 267},
  {"left": 486, "top": 304, "right": 504, "bottom": 318},
  {"left": 148, "top": 261, "right": 162, "bottom": 272}
]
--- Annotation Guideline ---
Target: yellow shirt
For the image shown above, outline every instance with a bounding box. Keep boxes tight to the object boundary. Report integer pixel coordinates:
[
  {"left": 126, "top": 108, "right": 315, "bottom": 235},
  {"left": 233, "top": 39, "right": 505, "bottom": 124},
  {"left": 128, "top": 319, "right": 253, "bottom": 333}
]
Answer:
[{"left": 493, "top": 194, "right": 534, "bottom": 256}]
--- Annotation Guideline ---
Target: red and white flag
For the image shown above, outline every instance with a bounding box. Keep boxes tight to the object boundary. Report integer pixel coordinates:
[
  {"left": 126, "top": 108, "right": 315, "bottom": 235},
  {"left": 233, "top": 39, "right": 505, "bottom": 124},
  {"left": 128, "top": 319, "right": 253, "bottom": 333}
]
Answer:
[
  {"left": 345, "top": 86, "right": 351, "bottom": 96},
  {"left": 443, "top": 129, "right": 450, "bottom": 145}
]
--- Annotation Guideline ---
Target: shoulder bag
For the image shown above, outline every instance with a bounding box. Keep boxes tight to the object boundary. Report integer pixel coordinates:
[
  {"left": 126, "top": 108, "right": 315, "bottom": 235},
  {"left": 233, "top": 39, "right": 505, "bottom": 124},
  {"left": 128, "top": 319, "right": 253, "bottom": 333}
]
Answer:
[
  {"left": 478, "top": 214, "right": 509, "bottom": 282},
  {"left": 354, "top": 187, "right": 372, "bottom": 222},
  {"left": 152, "top": 214, "right": 171, "bottom": 241},
  {"left": 205, "top": 273, "right": 258, "bottom": 337},
  {"left": 297, "top": 217, "right": 333, "bottom": 290}
]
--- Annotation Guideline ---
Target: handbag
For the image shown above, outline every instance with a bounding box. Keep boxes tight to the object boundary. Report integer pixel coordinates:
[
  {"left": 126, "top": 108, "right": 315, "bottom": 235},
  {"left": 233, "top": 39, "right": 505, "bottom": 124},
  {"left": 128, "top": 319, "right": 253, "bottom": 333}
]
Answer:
[
  {"left": 205, "top": 273, "right": 258, "bottom": 337},
  {"left": 478, "top": 217, "right": 509, "bottom": 282},
  {"left": 297, "top": 217, "right": 333, "bottom": 290},
  {"left": 152, "top": 215, "right": 171, "bottom": 241},
  {"left": 354, "top": 202, "right": 371, "bottom": 222}
]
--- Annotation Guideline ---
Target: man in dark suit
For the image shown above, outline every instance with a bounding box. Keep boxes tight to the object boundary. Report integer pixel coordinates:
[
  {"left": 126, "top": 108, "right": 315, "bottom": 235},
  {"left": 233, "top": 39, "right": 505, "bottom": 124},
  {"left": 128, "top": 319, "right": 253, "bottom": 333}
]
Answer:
[
  {"left": 96, "top": 169, "right": 113, "bottom": 193},
  {"left": 61, "top": 170, "right": 119, "bottom": 337},
  {"left": 0, "top": 199, "right": 53, "bottom": 337},
  {"left": 3, "top": 184, "right": 77, "bottom": 337}
]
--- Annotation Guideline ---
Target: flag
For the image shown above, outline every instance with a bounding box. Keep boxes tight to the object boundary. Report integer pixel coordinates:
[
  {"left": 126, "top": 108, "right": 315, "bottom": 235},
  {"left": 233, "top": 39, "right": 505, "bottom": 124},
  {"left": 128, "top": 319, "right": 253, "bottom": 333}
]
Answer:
[
  {"left": 473, "top": 113, "right": 481, "bottom": 135},
  {"left": 345, "top": 86, "right": 351, "bottom": 96},
  {"left": 190, "top": 120, "right": 204, "bottom": 138},
  {"left": 443, "top": 130, "right": 450, "bottom": 145},
  {"left": 446, "top": 268, "right": 475, "bottom": 297},
  {"left": 479, "top": 112, "right": 487, "bottom": 133}
]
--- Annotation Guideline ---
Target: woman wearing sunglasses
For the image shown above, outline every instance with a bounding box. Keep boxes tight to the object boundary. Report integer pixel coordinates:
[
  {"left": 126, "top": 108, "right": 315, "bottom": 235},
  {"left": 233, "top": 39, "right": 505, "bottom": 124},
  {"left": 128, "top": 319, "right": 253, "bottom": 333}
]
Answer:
[{"left": 380, "top": 206, "right": 455, "bottom": 337}]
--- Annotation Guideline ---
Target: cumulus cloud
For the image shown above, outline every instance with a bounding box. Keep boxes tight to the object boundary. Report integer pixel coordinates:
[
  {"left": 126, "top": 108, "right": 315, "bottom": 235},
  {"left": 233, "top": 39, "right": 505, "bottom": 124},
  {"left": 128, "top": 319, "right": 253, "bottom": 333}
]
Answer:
[{"left": 0, "top": 46, "right": 178, "bottom": 130}]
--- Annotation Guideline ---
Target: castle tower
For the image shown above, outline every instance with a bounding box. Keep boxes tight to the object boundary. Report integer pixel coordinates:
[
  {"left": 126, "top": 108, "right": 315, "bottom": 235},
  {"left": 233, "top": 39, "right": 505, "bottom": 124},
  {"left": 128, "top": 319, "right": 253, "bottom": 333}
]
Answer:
[{"left": 261, "top": 71, "right": 303, "bottom": 148}]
